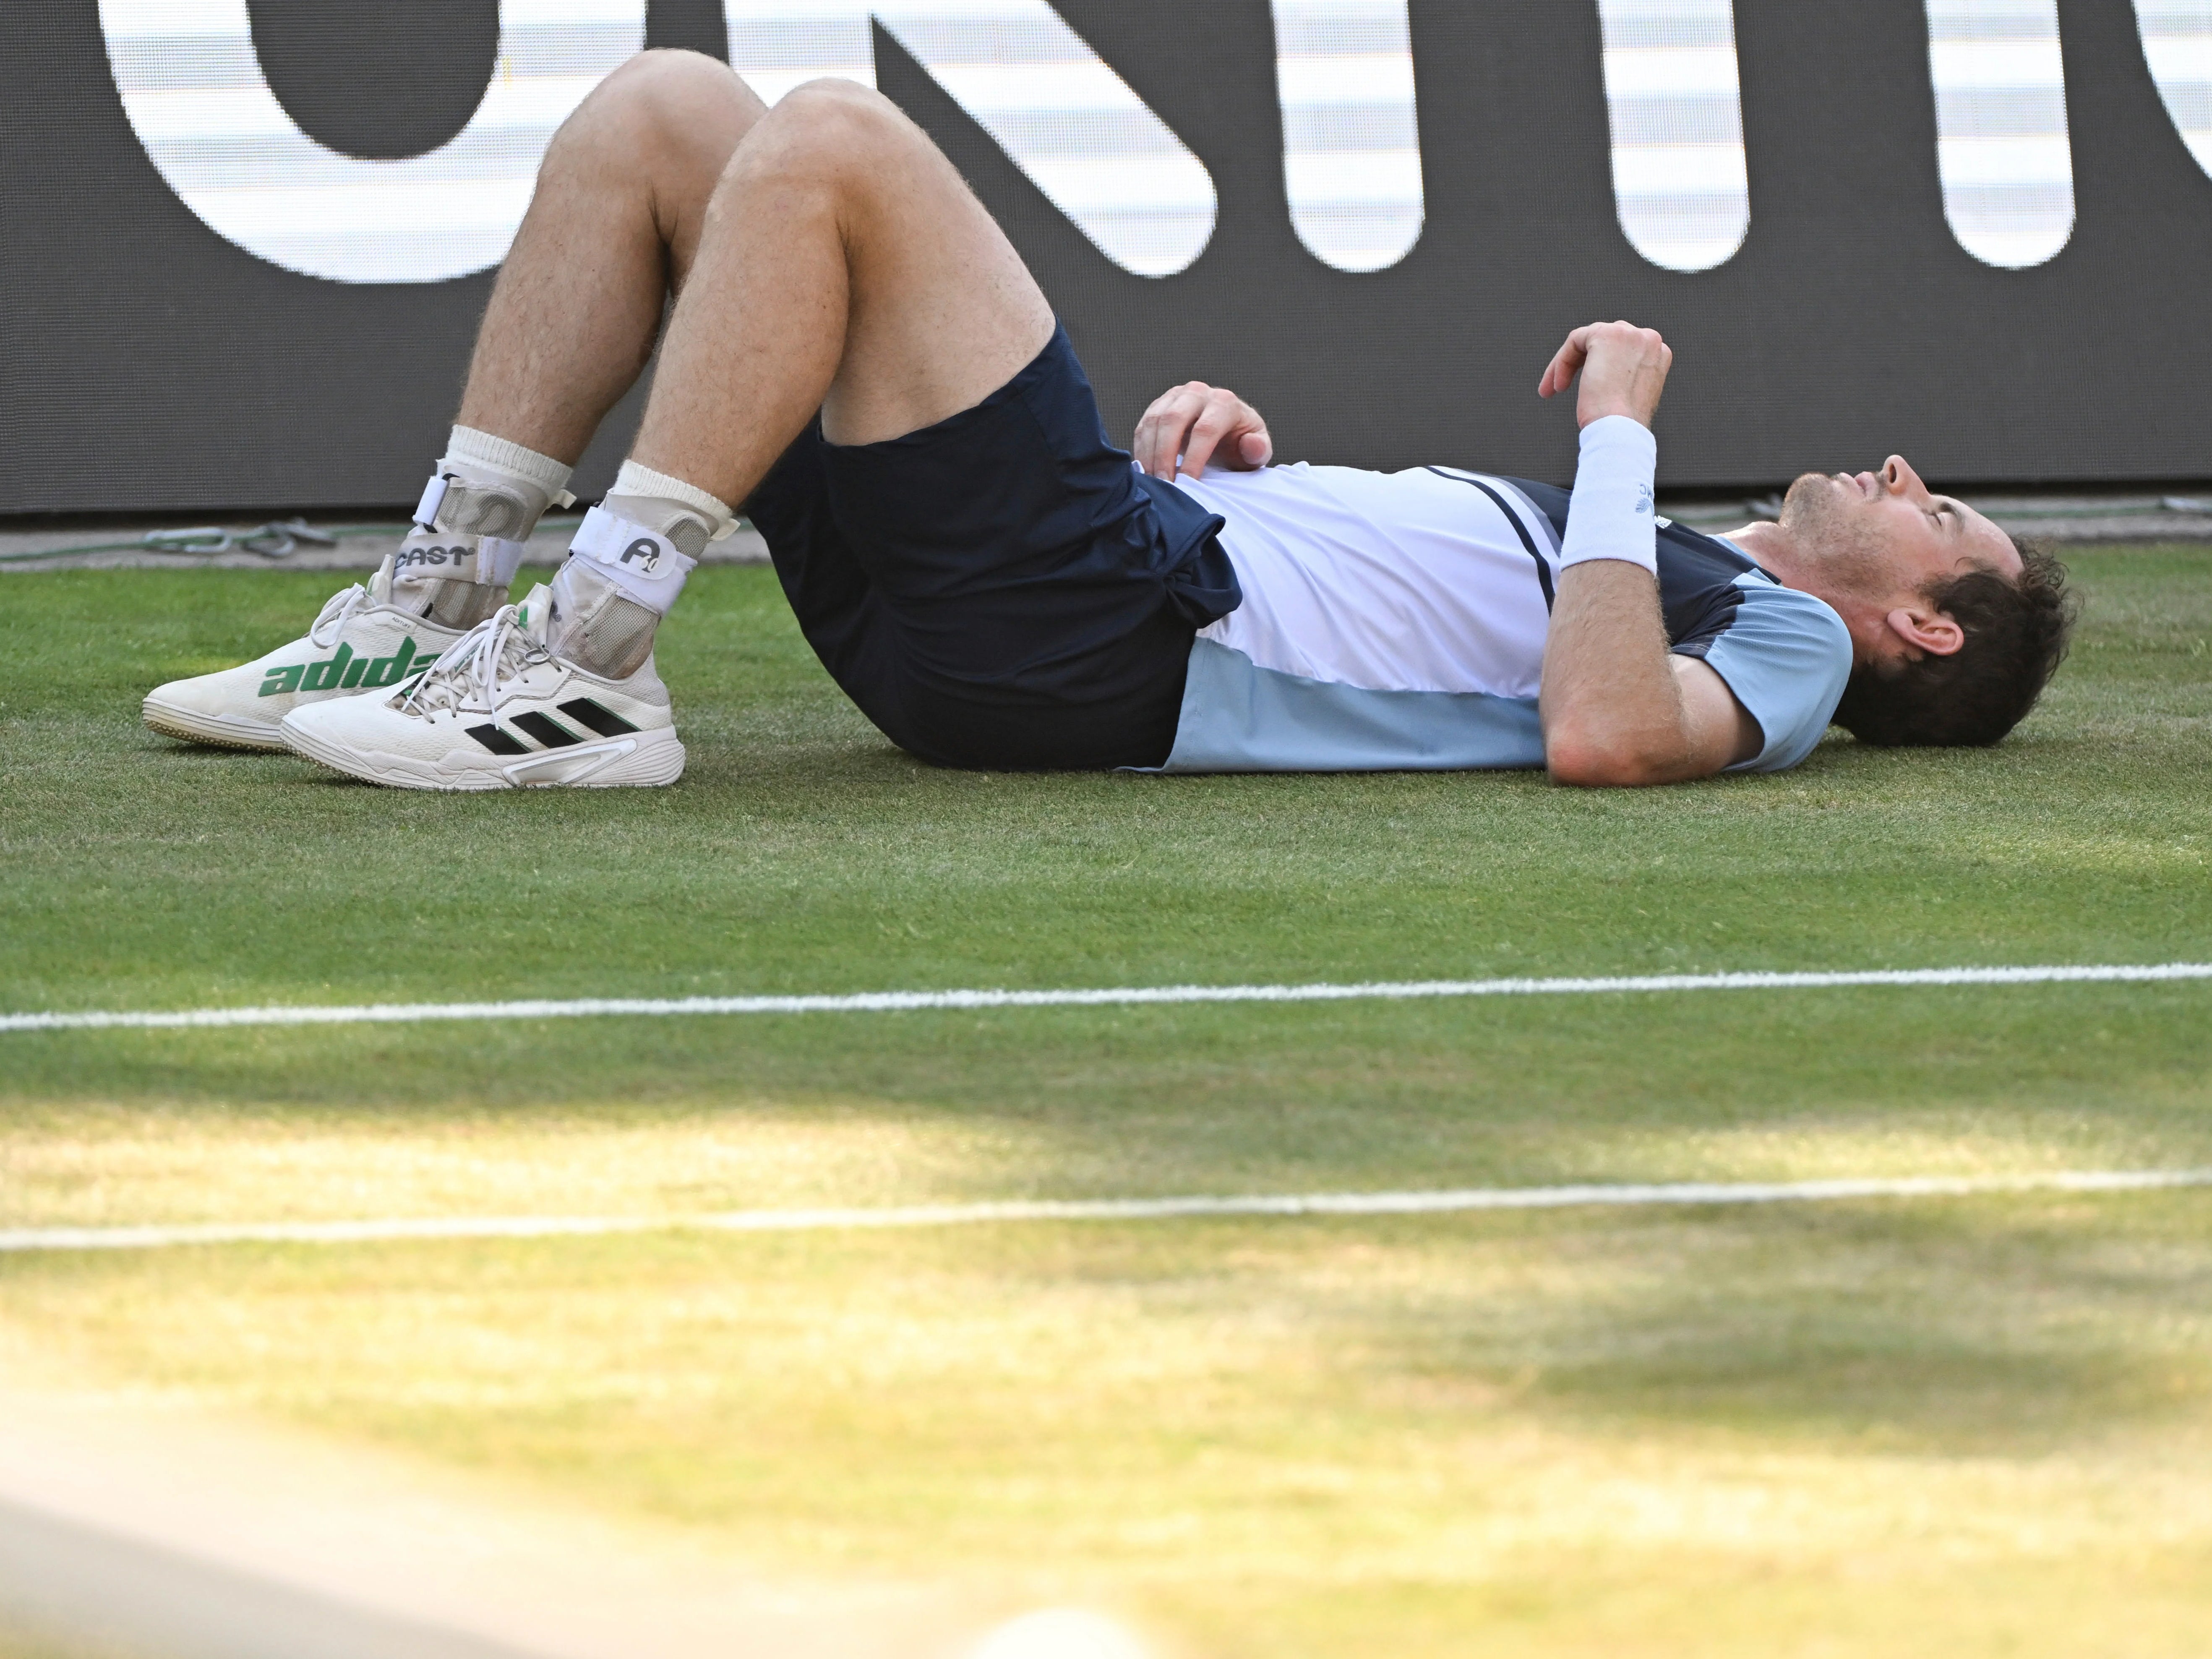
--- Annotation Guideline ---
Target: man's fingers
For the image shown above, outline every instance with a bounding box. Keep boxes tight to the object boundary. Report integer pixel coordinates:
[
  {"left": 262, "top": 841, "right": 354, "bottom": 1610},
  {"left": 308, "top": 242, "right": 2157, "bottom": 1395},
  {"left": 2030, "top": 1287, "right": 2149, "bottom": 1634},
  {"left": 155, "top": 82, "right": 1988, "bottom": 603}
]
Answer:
[
  {"left": 1222, "top": 395, "right": 1271, "bottom": 469},
  {"left": 1179, "top": 395, "right": 1239, "bottom": 477},
  {"left": 1136, "top": 388, "right": 1190, "bottom": 477},
  {"left": 1142, "top": 395, "right": 1191, "bottom": 478},
  {"left": 1143, "top": 408, "right": 1182, "bottom": 479},
  {"left": 1133, "top": 381, "right": 1272, "bottom": 477},
  {"left": 1141, "top": 398, "right": 1176, "bottom": 480},
  {"left": 1553, "top": 319, "right": 1673, "bottom": 428},
  {"left": 1136, "top": 383, "right": 1217, "bottom": 477},
  {"left": 1539, "top": 326, "right": 1593, "bottom": 399}
]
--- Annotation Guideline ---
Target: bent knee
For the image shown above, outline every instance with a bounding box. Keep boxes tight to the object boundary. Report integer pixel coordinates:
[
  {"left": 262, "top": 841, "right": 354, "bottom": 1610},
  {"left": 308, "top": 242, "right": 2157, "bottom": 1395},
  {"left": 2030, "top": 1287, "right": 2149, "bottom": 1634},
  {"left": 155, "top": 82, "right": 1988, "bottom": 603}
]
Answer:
[
  {"left": 756, "top": 78, "right": 921, "bottom": 167},
  {"left": 561, "top": 49, "right": 758, "bottom": 163},
  {"left": 609, "top": 47, "right": 733, "bottom": 91},
  {"left": 778, "top": 76, "right": 903, "bottom": 122}
]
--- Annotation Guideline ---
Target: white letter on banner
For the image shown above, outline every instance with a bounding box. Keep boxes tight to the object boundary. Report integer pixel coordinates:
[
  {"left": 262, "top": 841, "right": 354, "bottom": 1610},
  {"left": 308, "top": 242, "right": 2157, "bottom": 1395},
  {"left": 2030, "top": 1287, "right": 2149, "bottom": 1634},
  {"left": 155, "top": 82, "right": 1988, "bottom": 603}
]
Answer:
[
  {"left": 99, "top": 0, "right": 647, "bottom": 285},
  {"left": 725, "top": 0, "right": 1216, "bottom": 278},
  {"left": 1926, "top": 0, "right": 2076, "bottom": 269},
  {"left": 2135, "top": 1, "right": 2212, "bottom": 180},
  {"left": 1596, "top": 0, "right": 1751, "bottom": 273},
  {"left": 1270, "top": 0, "right": 1424, "bottom": 273}
]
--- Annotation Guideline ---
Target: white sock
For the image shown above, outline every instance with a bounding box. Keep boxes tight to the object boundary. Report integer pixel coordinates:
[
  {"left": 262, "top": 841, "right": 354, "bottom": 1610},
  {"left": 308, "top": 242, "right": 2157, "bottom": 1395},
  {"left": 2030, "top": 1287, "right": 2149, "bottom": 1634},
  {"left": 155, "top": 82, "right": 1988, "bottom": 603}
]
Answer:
[
  {"left": 602, "top": 460, "right": 736, "bottom": 557},
  {"left": 447, "top": 426, "right": 574, "bottom": 498}
]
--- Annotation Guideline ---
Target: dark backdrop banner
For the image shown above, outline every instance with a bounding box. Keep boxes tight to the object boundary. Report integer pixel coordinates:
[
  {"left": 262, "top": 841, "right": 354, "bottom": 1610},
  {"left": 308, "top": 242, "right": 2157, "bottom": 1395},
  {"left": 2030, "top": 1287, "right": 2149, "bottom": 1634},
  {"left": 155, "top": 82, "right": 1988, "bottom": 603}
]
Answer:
[{"left": 3, "top": 0, "right": 2207, "bottom": 515}]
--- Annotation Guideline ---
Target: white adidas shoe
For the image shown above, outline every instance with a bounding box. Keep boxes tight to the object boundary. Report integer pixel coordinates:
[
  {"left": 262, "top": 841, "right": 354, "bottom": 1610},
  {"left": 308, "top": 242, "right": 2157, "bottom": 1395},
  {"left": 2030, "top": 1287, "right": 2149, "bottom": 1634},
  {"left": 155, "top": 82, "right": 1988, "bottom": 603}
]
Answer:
[
  {"left": 142, "top": 556, "right": 462, "bottom": 751},
  {"left": 279, "top": 589, "right": 685, "bottom": 791}
]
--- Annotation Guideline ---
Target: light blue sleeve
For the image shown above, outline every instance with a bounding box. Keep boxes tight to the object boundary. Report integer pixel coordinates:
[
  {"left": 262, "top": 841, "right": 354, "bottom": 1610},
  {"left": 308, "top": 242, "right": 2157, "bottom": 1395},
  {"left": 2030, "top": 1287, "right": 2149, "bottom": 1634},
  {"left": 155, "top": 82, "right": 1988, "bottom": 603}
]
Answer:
[{"left": 1691, "top": 577, "right": 1853, "bottom": 773}]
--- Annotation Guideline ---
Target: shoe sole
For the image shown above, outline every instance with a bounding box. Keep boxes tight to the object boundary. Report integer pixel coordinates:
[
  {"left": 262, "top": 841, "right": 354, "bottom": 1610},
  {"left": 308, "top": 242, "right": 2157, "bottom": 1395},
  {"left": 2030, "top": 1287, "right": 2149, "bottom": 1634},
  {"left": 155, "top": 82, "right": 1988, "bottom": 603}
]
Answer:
[
  {"left": 142, "top": 697, "right": 289, "bottom": 752},
  {"left": 284, "top": 716, "right": 686, "bottom": 791}
]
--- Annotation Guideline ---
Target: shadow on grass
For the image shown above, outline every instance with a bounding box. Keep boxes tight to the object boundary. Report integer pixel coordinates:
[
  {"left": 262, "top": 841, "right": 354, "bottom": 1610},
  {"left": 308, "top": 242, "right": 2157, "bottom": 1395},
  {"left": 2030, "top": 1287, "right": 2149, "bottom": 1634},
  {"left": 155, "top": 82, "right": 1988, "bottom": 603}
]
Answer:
[{"left": 1466, "top": 1199, "right": 2212, "bottom": 1453}]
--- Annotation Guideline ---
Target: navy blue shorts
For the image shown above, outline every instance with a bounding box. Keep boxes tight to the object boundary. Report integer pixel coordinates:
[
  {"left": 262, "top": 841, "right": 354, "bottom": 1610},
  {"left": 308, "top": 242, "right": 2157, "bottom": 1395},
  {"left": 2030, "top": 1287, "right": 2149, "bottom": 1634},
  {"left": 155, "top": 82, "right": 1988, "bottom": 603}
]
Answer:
[{"left": 743, "top": 324, "right": 1240, "bottom": 770}]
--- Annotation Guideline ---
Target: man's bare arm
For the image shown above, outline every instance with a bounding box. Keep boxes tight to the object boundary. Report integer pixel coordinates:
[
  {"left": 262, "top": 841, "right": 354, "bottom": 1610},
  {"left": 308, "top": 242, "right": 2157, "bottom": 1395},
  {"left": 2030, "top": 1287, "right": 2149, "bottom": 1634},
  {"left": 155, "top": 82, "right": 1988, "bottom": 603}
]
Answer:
[
  {"left": 1534, "top": 320, "right": 1761, "bottom": 787},
  {"left": 1541, "top": 563, "right": 1762, "bottom": 785}
]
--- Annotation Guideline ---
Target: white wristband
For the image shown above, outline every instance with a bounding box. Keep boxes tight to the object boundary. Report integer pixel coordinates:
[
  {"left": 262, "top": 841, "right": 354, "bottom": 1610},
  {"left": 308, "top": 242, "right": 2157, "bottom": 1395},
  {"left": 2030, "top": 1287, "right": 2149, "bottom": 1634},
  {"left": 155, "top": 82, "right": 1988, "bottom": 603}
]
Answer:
[{"left": 1559, "top": 415, "right": 1659, "bottom": 576}]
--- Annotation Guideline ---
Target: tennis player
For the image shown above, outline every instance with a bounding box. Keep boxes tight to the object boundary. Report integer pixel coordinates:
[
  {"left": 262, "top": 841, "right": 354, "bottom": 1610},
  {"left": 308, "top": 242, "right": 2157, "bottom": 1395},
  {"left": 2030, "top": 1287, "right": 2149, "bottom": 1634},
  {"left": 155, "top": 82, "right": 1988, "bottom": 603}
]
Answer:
[{"left": 143, "top": 51, "right": 2073, "bottom": 789}]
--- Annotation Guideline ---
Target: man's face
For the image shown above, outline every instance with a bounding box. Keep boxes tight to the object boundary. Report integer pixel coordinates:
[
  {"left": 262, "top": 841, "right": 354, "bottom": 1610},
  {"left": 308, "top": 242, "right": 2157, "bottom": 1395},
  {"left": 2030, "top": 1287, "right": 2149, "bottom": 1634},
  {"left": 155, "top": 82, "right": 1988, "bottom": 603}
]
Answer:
[{"left": 1777, "top": 456, "right": 2021, "bottom": 661}]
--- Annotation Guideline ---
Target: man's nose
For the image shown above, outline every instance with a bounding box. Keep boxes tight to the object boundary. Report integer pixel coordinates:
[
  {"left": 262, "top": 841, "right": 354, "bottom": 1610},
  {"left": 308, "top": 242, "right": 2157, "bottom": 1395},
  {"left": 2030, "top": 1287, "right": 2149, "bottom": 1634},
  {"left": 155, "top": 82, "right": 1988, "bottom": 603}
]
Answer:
[{"left": 1881, "top": 455, "right": 1929, "bottom": 499}]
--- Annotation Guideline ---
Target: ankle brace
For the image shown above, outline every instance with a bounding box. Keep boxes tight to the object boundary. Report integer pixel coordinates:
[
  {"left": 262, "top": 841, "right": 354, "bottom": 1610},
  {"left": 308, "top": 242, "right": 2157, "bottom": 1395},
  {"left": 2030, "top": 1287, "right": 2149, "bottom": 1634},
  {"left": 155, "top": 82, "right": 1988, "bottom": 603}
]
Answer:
[
  {"left": 545, "top": 468, "right": 733, "bottom": 678},
  {"left": 422, "top": 427, "right": 575, "bottom": 541},
  {"left": 547, "top": 557, "right": 664, "bottom": 679},
  {"left": 566, "top": 503, "right": 709, "bottom": 615},
  {"left": 394, "top": 428, "right": 576, "bottom": 625}
]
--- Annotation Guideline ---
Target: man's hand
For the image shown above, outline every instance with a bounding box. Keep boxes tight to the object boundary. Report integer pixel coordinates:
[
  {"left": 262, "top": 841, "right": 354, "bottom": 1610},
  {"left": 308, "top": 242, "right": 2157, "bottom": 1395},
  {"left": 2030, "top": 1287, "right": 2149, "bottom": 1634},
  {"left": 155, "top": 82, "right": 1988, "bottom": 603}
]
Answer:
[
  {"left": 1538, "top": 320, "right": 1673, "bottom": 430},
  {"left": 1133, "top": 381, "right": 1273, "bottom": 480}
]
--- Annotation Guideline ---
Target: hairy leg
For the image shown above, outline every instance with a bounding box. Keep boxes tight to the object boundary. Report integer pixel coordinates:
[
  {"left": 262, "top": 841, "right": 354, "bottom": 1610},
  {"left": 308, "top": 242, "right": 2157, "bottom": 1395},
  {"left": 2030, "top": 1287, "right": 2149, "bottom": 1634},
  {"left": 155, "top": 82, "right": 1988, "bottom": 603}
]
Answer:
[
  {"left": 454, "top": 50, "right": 767, "bottom": 463},
  {"left": 629, "top": 79, "right": 1058, "bottom": 503}
]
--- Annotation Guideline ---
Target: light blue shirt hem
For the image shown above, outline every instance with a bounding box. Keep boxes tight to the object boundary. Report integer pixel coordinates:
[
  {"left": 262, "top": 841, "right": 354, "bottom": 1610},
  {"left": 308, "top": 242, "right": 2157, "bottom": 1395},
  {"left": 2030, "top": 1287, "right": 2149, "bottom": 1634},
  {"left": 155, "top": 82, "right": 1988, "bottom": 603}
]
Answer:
[{"left": 1138, "top": 638, "right": 1546, "bottom": 774}]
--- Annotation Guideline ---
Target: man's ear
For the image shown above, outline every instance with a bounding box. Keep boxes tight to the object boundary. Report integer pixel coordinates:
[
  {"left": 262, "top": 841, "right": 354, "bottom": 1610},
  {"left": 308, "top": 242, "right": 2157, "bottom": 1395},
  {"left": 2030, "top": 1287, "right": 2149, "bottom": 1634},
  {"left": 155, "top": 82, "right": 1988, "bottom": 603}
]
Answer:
[{"left": 1883, "top": 604, "right": 1965, "bottom": 659}]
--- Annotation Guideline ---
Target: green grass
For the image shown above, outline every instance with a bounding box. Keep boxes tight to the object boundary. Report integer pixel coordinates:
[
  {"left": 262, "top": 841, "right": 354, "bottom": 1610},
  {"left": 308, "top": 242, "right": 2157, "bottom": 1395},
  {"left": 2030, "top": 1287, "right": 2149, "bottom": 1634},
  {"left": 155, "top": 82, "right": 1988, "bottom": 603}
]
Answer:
[{"left": 3, "top": 551, "right": 2211, "bottom": 1655}]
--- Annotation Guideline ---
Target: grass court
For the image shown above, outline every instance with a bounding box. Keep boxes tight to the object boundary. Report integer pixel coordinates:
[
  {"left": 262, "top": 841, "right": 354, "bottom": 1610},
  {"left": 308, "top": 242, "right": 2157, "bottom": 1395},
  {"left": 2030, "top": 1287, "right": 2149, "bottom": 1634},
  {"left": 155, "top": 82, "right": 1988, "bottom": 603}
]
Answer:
[{"left": 4, "top": 549, "right": 2212, "bottom": 1656}]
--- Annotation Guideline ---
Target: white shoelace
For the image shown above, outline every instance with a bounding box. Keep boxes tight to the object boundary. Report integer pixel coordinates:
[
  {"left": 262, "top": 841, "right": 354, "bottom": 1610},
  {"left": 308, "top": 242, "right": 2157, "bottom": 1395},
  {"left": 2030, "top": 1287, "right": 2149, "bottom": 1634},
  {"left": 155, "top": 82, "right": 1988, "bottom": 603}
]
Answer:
[
  {"left": 398, "top": 606, "right": 548, "bottom": 718},
  {"left": 304, "top": 583, "right": 371, "bottom": 649}
]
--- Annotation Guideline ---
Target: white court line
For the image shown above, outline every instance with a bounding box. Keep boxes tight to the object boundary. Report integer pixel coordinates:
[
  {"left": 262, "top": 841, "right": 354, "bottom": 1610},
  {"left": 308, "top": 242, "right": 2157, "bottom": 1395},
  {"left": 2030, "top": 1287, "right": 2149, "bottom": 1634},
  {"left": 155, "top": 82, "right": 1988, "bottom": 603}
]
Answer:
[
  {"left": 6, "top": 1169, "right": 2210, "bottom": 1255},
  {"left": 3, "top": 961, "right": 2210, "bottom": 1034}
]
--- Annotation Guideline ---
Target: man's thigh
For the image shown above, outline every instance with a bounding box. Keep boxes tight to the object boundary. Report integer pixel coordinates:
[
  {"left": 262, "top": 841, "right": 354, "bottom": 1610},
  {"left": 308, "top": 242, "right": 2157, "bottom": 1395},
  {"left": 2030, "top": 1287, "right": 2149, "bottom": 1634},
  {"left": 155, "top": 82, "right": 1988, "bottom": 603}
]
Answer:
[{"left": 776, "top": 82, "right": 1057, "bottom": 448}]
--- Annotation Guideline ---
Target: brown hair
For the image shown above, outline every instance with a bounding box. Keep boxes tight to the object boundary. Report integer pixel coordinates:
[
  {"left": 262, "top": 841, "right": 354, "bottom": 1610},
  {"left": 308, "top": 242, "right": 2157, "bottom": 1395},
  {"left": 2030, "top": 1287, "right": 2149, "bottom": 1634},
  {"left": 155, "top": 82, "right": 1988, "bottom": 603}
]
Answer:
[{"left": 1831, "top": 537, "right": 2077, "bottom": 747}]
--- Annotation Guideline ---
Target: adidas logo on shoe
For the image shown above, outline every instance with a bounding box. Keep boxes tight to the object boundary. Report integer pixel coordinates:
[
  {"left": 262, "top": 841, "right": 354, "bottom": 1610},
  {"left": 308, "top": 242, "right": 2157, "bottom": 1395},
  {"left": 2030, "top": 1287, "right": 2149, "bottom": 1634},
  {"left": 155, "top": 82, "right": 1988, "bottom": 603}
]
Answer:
[
  {"left": 462, "top": 696, "right": 642, "bottom": 756},
  {"left": 141, "top": 555, "right": 468, "bottom": 752},
  {"left": 258, "top": 636, "right": 438, "bottom": 698}
]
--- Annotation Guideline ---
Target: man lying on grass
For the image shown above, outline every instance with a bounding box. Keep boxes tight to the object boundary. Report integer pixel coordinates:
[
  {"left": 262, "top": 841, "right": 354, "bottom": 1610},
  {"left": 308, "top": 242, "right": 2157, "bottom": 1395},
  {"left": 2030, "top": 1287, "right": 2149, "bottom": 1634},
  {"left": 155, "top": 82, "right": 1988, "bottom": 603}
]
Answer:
[{"left": 143, "top": 52, "right": 2074, "bottom": 790}]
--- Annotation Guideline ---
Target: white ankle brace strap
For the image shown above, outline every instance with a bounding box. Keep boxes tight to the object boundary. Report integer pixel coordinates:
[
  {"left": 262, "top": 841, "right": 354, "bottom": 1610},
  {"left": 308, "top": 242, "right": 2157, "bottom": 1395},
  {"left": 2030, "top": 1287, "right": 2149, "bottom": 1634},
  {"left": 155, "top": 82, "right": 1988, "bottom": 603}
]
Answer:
[
  {"left": 568, "top": 506, "right": 698, "bottom": 614},
  {"left": 391, "top": 530, "right": 529, "bottom": 591}
]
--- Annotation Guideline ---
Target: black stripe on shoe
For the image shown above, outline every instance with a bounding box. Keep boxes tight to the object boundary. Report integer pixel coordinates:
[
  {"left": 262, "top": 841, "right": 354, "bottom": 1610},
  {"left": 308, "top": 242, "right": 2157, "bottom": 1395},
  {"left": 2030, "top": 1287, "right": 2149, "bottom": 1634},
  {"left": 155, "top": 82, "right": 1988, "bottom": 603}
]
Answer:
[
  {"left": 511, "top": 711, "right": 583, "bottom": 748},
  {"left": 557, "top": 697, "right": 641, "bottom": 737},
  {"left": 467, "top": 724, "right": 530, "bottom": 755}
]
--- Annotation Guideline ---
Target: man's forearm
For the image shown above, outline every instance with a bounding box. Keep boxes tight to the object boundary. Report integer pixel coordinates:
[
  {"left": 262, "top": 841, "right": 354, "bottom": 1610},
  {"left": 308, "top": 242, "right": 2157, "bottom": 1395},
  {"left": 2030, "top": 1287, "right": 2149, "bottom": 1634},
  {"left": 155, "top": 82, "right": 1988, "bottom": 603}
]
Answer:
[
  {"left": 1540, "top": 561, "right": 1698, "bottom": 785},
  {"left": 1539, "top": 412, "right": 1755, "bottom": 784},
  {"left": 1539, "top": 415, "right": 1688, "bottom": 784},
  {"left": 1531, "top": 321, "right": 1753, "bottom": 784}
]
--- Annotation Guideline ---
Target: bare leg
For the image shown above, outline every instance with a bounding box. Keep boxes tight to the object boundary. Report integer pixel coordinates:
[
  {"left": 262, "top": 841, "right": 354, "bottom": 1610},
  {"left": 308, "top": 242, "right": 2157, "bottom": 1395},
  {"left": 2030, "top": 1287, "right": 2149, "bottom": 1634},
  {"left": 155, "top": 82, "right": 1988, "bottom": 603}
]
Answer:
[
  {"left": 279, "top": 71, "right": 1066, "bottom": 784},
  {"left": 454, "top": 51, "right": 767, "bottom": 464},
  {"left": 629, "top": 79, "right": 1058, "bottom": 503}
]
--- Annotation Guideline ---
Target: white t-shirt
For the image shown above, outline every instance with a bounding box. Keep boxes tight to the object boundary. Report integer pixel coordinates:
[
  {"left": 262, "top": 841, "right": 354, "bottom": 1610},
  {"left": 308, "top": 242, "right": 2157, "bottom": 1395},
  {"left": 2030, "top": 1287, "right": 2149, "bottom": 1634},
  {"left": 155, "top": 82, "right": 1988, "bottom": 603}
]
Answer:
[
  {"left": 1170, "top": 462, "right": 1556, "bottom": 699},
  {"left": 1151, "top": 460, "right": 1853, "bottom": 774}
]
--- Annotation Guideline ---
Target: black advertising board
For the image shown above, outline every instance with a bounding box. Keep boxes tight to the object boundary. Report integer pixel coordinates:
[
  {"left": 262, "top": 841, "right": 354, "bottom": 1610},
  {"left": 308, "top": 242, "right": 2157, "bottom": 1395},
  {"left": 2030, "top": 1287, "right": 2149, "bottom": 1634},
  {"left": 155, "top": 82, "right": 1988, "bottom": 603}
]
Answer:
[{"left": 2, "top": 0, "right": 2207, "bottom": 515}]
